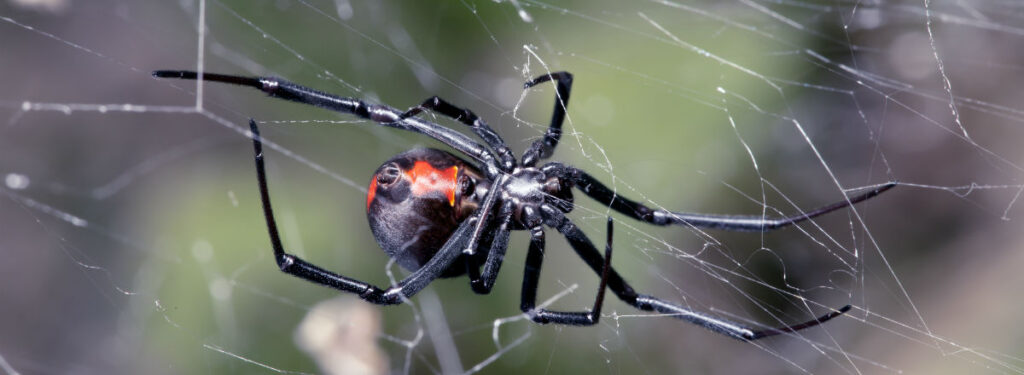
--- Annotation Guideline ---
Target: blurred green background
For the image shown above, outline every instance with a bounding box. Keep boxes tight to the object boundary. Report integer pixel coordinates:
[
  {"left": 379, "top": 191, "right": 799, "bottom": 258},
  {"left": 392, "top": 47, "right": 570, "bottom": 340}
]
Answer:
[{"left": 2, "top": 0, "right": 1023, "bottom": 374}]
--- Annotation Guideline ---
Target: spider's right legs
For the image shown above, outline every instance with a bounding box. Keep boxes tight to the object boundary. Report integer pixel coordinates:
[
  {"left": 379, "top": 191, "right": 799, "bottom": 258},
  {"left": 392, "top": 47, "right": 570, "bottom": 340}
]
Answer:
[
  {"left": 518, "top": 218, "right": 613, "bottom": 326},
  {"left": 540, "top": 204, "right": 849, "bottom": 340},
  {"left": 544, "top": 163, "right": 895, "bottom": 232},
  {"left": 250, "top": 119, "right": 473, "bottom": 305},
  {"left": 521, "top": 72, "right": 573, "bottom": 167}
]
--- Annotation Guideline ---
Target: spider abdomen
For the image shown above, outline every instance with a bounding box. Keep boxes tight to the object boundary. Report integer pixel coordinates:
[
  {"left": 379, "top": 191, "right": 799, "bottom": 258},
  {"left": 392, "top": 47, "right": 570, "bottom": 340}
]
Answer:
[{"left": 366, "top": 148, "right": 486, "bottom": 277}]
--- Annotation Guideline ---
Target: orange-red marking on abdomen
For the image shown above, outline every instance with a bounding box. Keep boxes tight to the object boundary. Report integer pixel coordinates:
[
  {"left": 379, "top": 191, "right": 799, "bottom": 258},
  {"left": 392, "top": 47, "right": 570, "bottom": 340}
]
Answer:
[
  {"left": 366, "top": 161, "right": 458, "bottom": 212},
  {"left": 366, "top": 178, "right": 379, "bottom": 212},
  {"left": 406, "top": 161, "right": 458, "bottom": 206}
]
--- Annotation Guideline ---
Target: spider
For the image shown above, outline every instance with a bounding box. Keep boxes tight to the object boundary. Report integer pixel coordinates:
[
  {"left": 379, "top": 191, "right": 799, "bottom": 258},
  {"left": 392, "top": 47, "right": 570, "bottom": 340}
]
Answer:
[{"left": 153, "top": 69, "right": 894, "bottom": 340}]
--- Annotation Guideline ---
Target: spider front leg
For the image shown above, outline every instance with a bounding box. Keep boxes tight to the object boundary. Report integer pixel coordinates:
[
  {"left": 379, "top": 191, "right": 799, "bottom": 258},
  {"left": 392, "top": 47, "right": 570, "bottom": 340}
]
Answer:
[
  {"left": 521, "top": 72, "right": 573, "bottom": 167},
  {"left": 399, "top": 96, "right": 517, "bottom": 171},
  {"left": 519, "top": 216, "right": 613, "bottom": 326},
  {"left": 544, "top": 163, "right": 895, "bottom": 232},
  {"left": 251, "top": 119, "right": 478, "bottom": 305}
]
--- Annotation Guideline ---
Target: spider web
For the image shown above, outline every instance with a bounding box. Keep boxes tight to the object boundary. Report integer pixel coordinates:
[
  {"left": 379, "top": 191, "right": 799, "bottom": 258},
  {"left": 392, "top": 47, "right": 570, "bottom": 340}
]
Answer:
[{"left": 2, "top": 0, "right": 1024, "bottom": 373}]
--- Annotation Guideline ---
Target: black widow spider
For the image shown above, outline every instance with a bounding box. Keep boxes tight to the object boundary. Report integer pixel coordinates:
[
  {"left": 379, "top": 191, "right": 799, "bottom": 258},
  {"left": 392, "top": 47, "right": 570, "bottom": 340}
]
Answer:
[{"left": 153, "top": 69, "right": 894, "bottom": 340}]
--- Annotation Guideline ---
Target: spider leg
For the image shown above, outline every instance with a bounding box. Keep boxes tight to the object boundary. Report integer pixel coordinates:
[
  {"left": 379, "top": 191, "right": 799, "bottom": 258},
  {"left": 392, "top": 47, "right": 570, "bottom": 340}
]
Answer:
[
  {"left": 152, "top": 70, "right": 501, "bottom": 178},
  {"left": 251, "top": 119, "right": 480, "bottom": 305},
  {"left": 466, "top": 200, "right": 514, "bottom": 294},
  {"left": 521, "top": 72, "right": 573, "bottom": 167},
  {"left": 519, "top": 218, "right": 613, "bottom": 326},
  {"left": 544, "top": 163, "right": 895, "bottom": 232},
  {"left": 539, "top": 204, "right": 848, "bottom": 340},
  {"left": 460, "top": 176, "right": 505, "bottom": 294},
  {"left": 399, "top": 96, "right": 517, "bottom": 171}
]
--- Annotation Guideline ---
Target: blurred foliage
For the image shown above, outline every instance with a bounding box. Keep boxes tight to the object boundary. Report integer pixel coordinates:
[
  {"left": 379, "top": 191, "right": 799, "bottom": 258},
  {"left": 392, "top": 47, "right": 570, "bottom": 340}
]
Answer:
[{"left": 5, "top": 0, "right": 1023, "bottom": 374}]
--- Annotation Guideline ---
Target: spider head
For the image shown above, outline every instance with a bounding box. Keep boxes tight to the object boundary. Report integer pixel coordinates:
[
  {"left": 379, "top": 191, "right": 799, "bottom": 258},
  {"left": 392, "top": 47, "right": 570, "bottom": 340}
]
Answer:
[{"left": 366, "top": 148, "right": 487, "bottom": 276}]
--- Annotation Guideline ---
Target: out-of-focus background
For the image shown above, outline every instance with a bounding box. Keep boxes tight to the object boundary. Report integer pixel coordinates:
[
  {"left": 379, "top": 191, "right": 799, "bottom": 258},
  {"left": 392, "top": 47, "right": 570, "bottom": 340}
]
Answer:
[{"left": 2, "top": 1, "right": 1023, "bottom": 374}]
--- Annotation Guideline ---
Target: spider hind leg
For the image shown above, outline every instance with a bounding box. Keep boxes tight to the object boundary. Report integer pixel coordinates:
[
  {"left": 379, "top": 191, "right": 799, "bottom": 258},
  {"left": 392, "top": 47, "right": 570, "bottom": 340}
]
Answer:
[
  {"left": 250, "top": 119, "right": 485, "bottom": 305},
  {"left": 541, "top": 204, "right": 849, "bottom": 340},
  {"left": 519, "top": 217, "right": 614, "bottom": 326}
]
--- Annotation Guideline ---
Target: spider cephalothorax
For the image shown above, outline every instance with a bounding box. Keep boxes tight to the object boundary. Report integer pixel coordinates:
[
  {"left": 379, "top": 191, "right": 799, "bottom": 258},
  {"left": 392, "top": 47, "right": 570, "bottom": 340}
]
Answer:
[{"left": 154, "top": 69, "right": 893, "bottom": 340}]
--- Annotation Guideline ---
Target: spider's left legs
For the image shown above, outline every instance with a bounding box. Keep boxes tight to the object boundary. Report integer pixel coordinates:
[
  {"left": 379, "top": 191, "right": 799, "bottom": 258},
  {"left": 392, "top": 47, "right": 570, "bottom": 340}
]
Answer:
[
  {"left": 544, "top": 163, "right": 895, "bottom": 232},
  {"left": 151, "top": 70, "right": 501, "bottom": 175},
  {"left": 521, "top": 72, "right": 573, "bottom": 167},
  {"left": 518, "top": 218, "right": 613, "bottom": 326},
  {"left": 251, "top": 119, "right": 475, "bottom": 305},
  {"left": 540, "top": 204, "right": 849, "bottom": 340},
  {"left": 399, "top": 96, "right": 517, "bottom": 171}
]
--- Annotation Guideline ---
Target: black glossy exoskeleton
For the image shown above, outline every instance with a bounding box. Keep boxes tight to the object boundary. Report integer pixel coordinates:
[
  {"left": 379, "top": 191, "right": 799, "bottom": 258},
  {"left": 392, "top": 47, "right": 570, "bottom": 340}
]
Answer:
[
  {"left": 366, "top": 148, "right": 488, "bottom": 277},
  {"left": 153, "top": 69, "right": 894, "bottom": 340}
]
